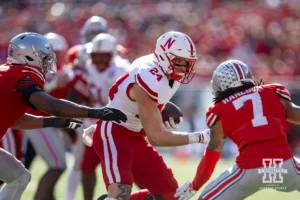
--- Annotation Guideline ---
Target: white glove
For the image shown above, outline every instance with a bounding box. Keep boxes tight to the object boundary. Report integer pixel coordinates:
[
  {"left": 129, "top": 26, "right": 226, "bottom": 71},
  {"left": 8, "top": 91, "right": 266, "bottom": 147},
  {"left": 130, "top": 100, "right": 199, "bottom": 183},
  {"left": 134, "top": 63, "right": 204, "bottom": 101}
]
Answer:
[
  {"left": 188, "top": 129, "right": 210, "bottom": 144},
  {"left": 200, "top": 129, "right": 210, "bottom": 144},
  {"left": 164, "top": 117, "right": 183, "bottom": 131},
  {"left": 82, "top": 124, "right": 97, "bottom": 147},
  {"left": 174, "top": 181, "right": 197, "bottom": 200}
]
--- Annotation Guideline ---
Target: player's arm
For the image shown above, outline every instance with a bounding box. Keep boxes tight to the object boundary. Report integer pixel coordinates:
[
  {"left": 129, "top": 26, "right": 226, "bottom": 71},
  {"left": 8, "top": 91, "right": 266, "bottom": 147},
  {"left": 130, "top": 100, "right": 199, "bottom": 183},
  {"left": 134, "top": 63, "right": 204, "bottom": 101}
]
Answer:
[
  {"left": 15, "top": 82, "right": 126, "bottom": 123},
  {"left": 175, "top": 120, "right": 225, "bottom": 199},
  {"left": 29, "top": 91, "right": 126, "bottom": 122},
  {"left": 191, "top": 119, "right": 225, "bottom": 190},
  {"left": 130, "top": 84, "right": 207, "bottom": 146},
  {"left": 281, "top": 98, "right": 300, "bottom": 125},
  {"left": 11, "top": 113, "right": 82, "bottom": 130}
]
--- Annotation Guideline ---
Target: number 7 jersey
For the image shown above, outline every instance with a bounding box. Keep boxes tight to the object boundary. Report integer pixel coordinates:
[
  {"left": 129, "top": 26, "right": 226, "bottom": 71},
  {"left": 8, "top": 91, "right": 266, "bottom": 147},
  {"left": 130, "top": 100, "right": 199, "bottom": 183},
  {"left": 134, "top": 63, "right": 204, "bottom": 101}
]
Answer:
[
  {"left": 108, "top": 54, "right": 181, "bottom": 132},
  {"left": 206, "top": 83, "right": 293, "bottom": 169}
]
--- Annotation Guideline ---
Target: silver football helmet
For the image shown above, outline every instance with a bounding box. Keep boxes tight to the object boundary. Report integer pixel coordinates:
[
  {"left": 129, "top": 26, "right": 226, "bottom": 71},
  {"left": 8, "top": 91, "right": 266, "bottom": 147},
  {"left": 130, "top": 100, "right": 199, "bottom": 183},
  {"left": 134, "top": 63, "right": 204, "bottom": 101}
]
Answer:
[
  {"left": 211, "top": 60, "right": 253, "bottom": 95},
  {"left": 80, "top": 16, "right": 108, "bottom": 43},
  {"left": 7, "top": 32, "right": 57, "bottom": 73}
]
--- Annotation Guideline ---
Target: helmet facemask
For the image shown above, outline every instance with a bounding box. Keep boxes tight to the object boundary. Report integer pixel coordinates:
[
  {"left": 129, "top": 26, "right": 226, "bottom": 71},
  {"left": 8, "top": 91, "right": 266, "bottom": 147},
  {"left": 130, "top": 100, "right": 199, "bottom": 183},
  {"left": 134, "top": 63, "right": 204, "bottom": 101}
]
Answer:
[
  {"left": 35, "top": 48, "right": 57, "bottom": 73},
  {"left": 161, "top": 52, "right": 197, "bottom": 84}
]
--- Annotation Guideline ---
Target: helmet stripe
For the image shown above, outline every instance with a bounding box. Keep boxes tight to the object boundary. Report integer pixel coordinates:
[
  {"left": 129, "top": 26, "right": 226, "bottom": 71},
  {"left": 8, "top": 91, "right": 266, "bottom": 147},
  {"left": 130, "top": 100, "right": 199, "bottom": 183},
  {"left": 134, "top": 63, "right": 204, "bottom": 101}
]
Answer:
[
  {"left": 232, "top": 63, "right": 245, "bottom": 80},
  {"left": 184, "top": 35, "right": 195, "bottom": 58}
]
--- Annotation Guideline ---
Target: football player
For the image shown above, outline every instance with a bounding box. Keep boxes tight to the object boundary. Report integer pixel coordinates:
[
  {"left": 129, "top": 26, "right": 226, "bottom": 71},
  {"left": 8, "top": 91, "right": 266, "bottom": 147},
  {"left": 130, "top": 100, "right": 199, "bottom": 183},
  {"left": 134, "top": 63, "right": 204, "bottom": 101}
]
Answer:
[
  {"left": 0, "top": 32, "right": 126, "bottom": 200},
  {"left": 176, "top": 60, "right": 300, "bottom": 200},
  {"left": 21, "top": 32, "right": 87, "bottom": 200},
  {"left": 80, "top": 33, "right": 131, "bottom": 200},
  {"left": 87, "top": 31, "right": 210, "bottom": 200},
  {"left": 64, "top": 16, "right": 109, "bottom": 200}
]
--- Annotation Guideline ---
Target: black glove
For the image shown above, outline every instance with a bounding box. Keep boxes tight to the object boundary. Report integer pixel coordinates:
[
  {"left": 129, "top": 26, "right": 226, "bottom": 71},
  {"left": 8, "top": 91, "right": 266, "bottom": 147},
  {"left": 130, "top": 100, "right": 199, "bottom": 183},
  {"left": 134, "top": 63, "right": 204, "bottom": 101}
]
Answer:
[
  {"left": 87, "top": 107, "right": 127, "bottom": 123},
  {"left": 44, "top": 117, "right": 83, "bottom": 129}
]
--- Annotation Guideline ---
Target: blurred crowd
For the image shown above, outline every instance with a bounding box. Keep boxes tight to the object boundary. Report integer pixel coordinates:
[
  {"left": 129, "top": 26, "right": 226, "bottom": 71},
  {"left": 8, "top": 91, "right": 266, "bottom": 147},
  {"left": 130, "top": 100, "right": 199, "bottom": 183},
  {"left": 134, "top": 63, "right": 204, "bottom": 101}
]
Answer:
[
  {"left": 2, "top": 0, "right": 300, "bottom": 156},
  {"left": 1, "top": 0, "right": 300, "bottom": 79}
]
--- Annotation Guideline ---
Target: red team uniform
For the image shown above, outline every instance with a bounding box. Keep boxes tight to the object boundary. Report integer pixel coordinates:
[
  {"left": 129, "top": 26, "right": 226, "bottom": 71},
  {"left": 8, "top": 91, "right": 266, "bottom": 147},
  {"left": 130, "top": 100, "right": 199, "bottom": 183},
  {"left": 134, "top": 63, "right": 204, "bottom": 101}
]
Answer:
[
  {"left": 196, "top": 83, "right": 299, "bottom": 200},
  {"left": 0, "top": 64, "right": 45, "bottom": 137},
  {"left": 206, "top": 83, "right": 293, "bottom": 169}
]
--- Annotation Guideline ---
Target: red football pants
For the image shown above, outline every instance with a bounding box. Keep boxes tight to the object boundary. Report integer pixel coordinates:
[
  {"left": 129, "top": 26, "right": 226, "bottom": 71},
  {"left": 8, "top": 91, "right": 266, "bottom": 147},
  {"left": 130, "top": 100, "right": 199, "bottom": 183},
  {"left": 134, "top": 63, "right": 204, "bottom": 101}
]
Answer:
[
  {"left": 81, "top": 144, "right": 100, "bottom": 173},
  {"left": 93, "top": 120, "right": 178, "bottom": 196}
]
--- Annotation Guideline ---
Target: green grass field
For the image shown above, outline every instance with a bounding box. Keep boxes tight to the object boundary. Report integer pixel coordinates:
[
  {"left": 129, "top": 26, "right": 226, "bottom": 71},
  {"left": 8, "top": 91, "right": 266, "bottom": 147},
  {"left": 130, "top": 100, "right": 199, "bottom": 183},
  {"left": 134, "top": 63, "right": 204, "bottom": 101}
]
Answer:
[{"left": 22, "top": 154, "right": 299, "bottom": 200}]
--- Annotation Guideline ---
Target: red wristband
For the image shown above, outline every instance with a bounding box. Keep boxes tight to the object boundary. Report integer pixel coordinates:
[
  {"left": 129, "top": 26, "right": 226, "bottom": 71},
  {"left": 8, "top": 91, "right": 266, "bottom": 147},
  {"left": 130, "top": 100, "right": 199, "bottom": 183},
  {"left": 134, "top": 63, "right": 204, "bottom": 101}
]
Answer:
[{"left": 192, "top": 147, "right": 221, "bottom": 190}]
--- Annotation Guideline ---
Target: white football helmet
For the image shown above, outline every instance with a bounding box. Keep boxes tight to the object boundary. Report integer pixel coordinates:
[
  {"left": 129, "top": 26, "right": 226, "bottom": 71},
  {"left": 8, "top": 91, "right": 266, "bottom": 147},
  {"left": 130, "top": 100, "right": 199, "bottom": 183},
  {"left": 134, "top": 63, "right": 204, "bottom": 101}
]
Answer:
[
  {"left": 7, "top": 32, "right": 57, "bottom": 73},
  {"left": 154, "top": 31, "right": 198, "bottom": 84},
  {"left": 211, "top": 60, "right": 253, "bottom": 95},
  {"left": 87, "top": 33, "right": 117, "bottom": 67},
  {"left": 80, "top": 16, "right": 108, "bottom": 43},
  {"left": 44, "top": 32, "right": 68, "bottom": 51},
  {"left": 88, "top": 33, "right": 117, "bottom": 55}
]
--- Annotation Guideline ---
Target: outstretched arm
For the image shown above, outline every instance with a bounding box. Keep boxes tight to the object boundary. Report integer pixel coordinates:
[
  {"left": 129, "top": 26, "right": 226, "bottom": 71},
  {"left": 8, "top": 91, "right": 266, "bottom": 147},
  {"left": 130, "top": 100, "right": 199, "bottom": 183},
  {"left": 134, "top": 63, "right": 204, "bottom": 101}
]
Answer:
[
  {"left": 174, "top": 120, "right": 225, "bottom": 200},
  {"left": 131, "top": 84, "right": 209, "bottom": 146},
  {"left": 28, "top": 91, "right": 126, "bottom": 123},
  {"left": 192, "top": 119, "right": 226, "bottom": 190},
  {"left": 11, "top": 113, "right": 82, "bottom": 130}
]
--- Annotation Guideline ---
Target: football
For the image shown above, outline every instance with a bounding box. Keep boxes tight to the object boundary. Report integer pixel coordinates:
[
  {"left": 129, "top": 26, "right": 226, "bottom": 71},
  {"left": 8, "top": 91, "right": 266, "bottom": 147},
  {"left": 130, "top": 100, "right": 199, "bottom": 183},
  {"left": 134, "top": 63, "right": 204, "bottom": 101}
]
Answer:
[{"left": 161, "top": 101, "right": 183, "bottom": 124}]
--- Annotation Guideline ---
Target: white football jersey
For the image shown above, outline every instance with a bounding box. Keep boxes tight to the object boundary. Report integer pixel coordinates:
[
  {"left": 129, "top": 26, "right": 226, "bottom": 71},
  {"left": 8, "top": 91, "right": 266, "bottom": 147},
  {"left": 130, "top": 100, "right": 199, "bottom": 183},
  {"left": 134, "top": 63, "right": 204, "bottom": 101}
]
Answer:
[
  {"left": 86, "top": 56, "right": 130, "bottom": 106},
  {"left": 108, "top": 54, "right": 181, "bottom": 132}
]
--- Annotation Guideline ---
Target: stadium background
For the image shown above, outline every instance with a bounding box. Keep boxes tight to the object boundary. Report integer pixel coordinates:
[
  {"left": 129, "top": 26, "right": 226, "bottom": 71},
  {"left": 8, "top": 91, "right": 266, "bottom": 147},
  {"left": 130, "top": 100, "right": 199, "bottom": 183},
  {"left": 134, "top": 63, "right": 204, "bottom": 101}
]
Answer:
[{"left": 1, "top": 0, "right": 300, "bottom": 199}]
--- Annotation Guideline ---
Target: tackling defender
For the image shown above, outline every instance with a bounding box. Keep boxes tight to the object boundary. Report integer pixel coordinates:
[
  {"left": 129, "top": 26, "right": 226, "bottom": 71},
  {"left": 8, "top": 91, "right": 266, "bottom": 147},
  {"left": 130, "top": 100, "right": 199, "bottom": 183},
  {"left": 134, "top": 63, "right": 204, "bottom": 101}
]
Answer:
[
  {"left": 0, "top": 32, "right": 126, "bottom": 200},
  {"left": 176, "top": 60, "right": 300, "bottom": 200}
]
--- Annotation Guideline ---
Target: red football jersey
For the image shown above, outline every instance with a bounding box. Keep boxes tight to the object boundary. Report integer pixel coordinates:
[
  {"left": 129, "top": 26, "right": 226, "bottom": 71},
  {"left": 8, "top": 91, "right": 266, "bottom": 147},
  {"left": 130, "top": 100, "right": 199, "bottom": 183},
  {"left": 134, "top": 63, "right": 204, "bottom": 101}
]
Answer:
[
  {"left": 206, "top": 83, "right": 293, "bottom": 169},
  {"left": 0, "top": 64, "right": 45, "bottom": 138}
]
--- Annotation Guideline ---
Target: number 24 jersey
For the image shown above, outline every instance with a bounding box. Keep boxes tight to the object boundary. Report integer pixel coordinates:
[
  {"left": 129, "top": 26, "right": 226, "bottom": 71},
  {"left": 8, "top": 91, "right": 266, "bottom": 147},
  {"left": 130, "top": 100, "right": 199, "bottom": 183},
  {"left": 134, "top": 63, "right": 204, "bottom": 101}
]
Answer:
[{"left": 108, "top": 54, "right": 180, "bottom": 132}]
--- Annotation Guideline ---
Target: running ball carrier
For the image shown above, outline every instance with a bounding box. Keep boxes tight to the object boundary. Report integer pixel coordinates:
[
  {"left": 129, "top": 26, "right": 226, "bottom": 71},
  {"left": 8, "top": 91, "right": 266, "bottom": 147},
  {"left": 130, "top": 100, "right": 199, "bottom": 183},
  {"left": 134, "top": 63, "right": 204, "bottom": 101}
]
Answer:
[{"left": 91, "top": 31, "right": 210, "bottom": 200}]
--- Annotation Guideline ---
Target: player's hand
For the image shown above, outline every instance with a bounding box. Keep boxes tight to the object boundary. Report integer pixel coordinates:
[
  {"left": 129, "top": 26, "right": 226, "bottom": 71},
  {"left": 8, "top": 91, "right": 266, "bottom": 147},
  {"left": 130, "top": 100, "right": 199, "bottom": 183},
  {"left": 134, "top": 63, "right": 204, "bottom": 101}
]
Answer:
[
  {"left": 198, "top": 129, "right": 210, "bottom": 144},
  {"left": 82, "top": 124, "right": 97, "bottom": 147},
  {"left": 88, "top": 107, "right": 127, "bottom": 123},
  {"left": 164, "top": 117, "right": 183, "bottom": 131},
  {"left": 44, "top": 117, "right": 83, "bottom": 129},
  {"left": 188, "top": 129, "right": 210, "bottom": 144},
  {"left": 174, "top": 181, "right": 197, "bottom": 200}
]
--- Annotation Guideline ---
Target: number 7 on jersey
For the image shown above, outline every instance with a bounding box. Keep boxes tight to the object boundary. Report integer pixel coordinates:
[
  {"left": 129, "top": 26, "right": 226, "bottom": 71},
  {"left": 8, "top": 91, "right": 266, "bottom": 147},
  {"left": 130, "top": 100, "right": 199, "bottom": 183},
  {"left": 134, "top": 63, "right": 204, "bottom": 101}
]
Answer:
[{"left": 233, "top": 92, "right": 268, "bottom": 127}]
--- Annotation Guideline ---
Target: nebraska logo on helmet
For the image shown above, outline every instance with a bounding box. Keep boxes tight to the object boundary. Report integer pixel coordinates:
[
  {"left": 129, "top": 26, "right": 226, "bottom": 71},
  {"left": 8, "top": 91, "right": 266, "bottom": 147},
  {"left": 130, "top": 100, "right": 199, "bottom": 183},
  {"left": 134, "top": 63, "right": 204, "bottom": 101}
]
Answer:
[
  {"left": 163, "top": 38, "right": 176, "bottom": 49},
  {"left": 154, "top": 31, "right": 198, "bottom": 84}
]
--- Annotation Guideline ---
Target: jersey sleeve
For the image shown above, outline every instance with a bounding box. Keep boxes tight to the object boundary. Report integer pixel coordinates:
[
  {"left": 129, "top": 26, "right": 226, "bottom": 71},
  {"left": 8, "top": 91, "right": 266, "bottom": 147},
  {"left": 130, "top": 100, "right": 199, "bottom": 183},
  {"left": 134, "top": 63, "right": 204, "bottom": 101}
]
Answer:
[
  {"left": 15, "top": 65, "right": 45, "bottom": 89},
  {"left": 134, "top": 66, "right": 161, "bottom": 103},
  {"left": 267, "top": 83, "right": 291, "bottom": 101},
  {"left": 14, "top": 66, "right": 46, "bottom": 109},
  {"left": 206, "top": 105, "right": 219, "bottom": 128}
]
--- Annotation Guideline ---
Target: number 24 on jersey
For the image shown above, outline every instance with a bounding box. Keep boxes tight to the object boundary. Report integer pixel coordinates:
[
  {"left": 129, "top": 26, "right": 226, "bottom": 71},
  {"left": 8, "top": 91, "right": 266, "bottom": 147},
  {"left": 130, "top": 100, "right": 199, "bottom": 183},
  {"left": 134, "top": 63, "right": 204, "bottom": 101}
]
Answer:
[{"left": 149, "top": 68, "right": 163, "bottom": 81}]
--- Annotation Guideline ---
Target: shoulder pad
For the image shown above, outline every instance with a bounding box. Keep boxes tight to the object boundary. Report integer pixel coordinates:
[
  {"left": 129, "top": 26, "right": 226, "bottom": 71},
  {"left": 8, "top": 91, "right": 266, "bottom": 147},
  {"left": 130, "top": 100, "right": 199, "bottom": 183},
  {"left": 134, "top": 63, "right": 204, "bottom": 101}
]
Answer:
[
  {"left": 206, "top": 104, "right": 219, "bottom": 128},
  {"left": 263, "top": 83, "right": 291, "bottom": 101},
  {"left": 135, "top": 65, "right": 166, "bottom": 103}
]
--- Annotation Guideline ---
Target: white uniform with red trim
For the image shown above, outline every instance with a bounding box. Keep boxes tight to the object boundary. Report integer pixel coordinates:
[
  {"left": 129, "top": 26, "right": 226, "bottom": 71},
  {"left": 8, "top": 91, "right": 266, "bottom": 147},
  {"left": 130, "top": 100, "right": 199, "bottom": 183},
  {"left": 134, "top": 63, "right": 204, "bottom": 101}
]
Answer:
[
  {"left": 108, "top": 53, "right": 181, "bottom": 132},
  {"left": 87, "top": 56, "right": 131, "bottom": 107}
]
